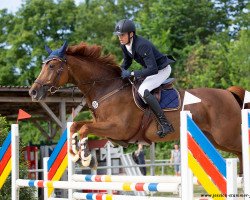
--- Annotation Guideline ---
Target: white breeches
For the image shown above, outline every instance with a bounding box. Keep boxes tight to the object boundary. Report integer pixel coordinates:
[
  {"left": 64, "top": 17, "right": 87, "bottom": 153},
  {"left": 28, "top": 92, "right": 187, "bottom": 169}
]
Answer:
[{"left": 138, "top": 65, "right": 172, "bottom": 97}]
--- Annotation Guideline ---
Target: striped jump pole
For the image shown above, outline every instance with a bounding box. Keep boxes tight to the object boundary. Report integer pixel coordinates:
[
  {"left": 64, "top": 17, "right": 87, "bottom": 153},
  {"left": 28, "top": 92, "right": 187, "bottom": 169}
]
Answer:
[
  {"left": 0, "top": 130, "right": 12, "bottom": 189},
  {"left": 181, "top": 111, "right": 237, "bottom": 200},
  {"left": 242, "top": 109, "right": 250, "bottom": 199},
  {"left": 72, "top": 174, "right": 181, "bottom": 183},
  {"left": 11, "top": 122, "right": 74, "bottom": 200},
  {"left": 15, "top": 179, "right": 180, "bottom": 193},
  {"left": 43, "top": 122, "right": 74, "bottom": 199}
]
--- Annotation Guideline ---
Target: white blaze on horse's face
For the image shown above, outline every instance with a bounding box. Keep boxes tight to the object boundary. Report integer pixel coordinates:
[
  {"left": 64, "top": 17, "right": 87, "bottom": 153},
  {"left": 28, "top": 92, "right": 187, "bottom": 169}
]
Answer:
[{"left": 29, "top": 58, "right": 69, "bottom": 101}]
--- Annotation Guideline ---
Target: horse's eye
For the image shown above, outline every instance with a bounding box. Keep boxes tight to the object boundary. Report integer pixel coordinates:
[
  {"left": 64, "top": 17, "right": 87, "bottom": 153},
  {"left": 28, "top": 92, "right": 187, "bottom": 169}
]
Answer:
[{"left": 49, "top": 64, "right": 55, "bottom": 69}]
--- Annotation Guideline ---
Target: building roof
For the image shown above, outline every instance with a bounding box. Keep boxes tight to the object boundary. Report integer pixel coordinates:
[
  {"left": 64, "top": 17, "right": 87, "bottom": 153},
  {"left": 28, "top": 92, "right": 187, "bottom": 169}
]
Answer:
[{"left": 0, "top": 85, "right": 84, "bottom": 121}]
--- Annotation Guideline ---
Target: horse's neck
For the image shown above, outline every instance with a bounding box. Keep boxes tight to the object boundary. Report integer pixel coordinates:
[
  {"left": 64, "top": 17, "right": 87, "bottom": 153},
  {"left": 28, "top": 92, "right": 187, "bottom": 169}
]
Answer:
[{"left": 67, "top": 56, "right": 122, "bottom": 102}]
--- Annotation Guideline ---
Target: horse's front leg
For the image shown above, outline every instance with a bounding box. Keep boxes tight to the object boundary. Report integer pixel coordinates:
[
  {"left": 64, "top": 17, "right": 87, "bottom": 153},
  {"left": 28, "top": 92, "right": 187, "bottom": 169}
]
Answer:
[
  {"left": 78, "top": 121, "right": 119, "bottom": 168},
  {"left": 69, "top": 121, "right": 93, "bottom": 163}
]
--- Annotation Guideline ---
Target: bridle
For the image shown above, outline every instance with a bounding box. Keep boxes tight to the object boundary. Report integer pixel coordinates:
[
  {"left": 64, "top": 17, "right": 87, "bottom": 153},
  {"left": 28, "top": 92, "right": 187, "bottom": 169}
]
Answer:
[
  {"left": 34, "top": 56, "right": 132, "bottom": 109},
  {"left": 34, "top": 57, "right": 66, "bottom": 94}
]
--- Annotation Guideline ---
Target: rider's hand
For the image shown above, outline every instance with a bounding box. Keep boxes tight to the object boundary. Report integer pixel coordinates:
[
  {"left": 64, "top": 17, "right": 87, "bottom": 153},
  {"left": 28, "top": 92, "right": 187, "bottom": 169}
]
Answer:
[{"left": 121, "top": 69, "right": 131, "bottom": 79}]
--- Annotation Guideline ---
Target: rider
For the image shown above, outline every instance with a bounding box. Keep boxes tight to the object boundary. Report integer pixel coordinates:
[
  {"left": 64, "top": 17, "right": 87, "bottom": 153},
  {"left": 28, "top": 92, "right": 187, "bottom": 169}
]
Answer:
[{"left": 114, "top": 19, "right": 175, "bottom": 137}]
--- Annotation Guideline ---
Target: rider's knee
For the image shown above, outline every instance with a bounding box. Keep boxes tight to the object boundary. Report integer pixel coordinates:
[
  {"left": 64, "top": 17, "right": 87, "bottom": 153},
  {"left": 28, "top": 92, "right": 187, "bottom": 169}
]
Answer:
[
  {"left": 143, "top": 89, "right": 150, "bottom": 98},
  {"left": 138, "top": 87, "right": 144, "bottom": 97}
]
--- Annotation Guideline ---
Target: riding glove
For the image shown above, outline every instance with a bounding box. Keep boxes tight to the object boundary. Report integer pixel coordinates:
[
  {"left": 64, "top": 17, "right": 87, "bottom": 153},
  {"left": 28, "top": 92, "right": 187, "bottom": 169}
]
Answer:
[{"left": 121, "top": 69, "right": 131, "bottom": 79}]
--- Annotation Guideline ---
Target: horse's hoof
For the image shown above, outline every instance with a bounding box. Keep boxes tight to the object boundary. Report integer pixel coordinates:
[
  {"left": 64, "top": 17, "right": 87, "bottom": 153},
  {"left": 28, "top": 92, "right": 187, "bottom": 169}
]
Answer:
[
  {"left": 71, "top": 153, "right": 80, "bottom": 162},
  {"left": 80, "top": 154, "right": 92, "bottom": 167}
]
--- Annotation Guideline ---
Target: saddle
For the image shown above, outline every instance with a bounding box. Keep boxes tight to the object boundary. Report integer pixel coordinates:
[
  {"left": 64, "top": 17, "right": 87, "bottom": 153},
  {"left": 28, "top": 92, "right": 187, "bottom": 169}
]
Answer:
[
  {"left": 129, "top": 78, "right": 181, "bottom": 144},
  {"left": 108, "top": 78, "right": 181, "bottom": 147},
  {"left": 132, "top": 78, "right": 181, "bottom": 111}
]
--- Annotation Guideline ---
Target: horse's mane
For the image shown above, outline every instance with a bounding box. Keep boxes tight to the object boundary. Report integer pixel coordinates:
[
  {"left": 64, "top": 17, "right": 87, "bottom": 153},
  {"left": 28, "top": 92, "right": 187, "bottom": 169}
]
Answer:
[{"left": 66, "top": 42, "right": 121, "bottom": 74}]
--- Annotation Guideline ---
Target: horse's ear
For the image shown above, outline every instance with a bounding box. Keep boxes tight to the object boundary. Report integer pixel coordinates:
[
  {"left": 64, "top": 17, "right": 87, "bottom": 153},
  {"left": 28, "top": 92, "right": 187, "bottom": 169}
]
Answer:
[
  {"left": 57, "top": 41, "right": 68, "bottom": 58},
  {"left": 61, "top": 41, "right": 68, "bottom": 53},
  {"left": 45, "top": 45, "right": 52, "bottom": 54}
]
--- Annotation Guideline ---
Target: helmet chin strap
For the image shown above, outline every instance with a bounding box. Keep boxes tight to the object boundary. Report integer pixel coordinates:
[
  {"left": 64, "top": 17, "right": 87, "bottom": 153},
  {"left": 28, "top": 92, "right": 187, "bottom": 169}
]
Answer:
[{"left": 125, "top": 32, "right": 133, "bottom": 45}]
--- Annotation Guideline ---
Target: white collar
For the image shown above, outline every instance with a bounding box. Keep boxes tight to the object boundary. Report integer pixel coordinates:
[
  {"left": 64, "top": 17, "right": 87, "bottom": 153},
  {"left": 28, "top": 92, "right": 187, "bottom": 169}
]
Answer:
[{"left": 125, "top": 38, "right": 133, "bottom": 54}]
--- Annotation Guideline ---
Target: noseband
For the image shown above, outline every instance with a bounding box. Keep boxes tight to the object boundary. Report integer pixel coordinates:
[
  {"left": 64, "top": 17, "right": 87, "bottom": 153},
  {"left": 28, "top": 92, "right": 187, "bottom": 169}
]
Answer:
[{"left": 34, "top": 57, "right": 66, "bottom": 94}]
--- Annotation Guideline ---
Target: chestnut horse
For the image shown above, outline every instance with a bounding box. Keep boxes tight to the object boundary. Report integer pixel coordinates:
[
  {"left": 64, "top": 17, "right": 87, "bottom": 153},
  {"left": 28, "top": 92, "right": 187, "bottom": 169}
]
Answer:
[{"left": 29, "top": 42, "right": 248, "bottom": 173}]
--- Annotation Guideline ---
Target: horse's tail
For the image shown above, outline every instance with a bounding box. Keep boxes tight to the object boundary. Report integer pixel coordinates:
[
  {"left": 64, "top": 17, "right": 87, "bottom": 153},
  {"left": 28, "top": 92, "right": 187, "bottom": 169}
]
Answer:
[{"left": 227, "top": 86, "right": 246, "bottom": 108}]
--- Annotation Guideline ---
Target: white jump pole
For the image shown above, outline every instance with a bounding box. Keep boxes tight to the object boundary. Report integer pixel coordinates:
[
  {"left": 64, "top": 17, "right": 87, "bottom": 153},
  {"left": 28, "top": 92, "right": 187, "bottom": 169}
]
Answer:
[
  {"left": 67, "top": 122, "right": 74, "bottom": 199},
  {"left": 226, "top": 158, "right": 238, "bottom": 199},
  {"left": 43, "top": 157, "right": 49, "bottom": 200},
  {"left": 242, "top": 109, "right": 250, "bottom": 199},
  {"left": 11, "top": 124, "right": 19, "bottom": 200},
  {"left": 180, "top": 111, "right": 193, "bottom": 200}
]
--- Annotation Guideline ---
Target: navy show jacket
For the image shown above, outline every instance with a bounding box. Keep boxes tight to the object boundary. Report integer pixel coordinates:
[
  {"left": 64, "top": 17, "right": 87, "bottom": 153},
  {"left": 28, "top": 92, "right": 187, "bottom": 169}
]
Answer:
[{"left": 120, "top": 35, "right": 175, "bottom": 78}]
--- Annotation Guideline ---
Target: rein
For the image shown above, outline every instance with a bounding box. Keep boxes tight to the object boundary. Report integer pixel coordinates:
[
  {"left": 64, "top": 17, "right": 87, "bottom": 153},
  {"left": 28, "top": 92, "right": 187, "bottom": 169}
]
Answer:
[
  {"left": 91, "top": 82, "right": 131, "bottom": 109},
  {"left": 38, "top": 56, "right": 132, "bottom": 108},
  {"left": 36, "top": 57, "right": 124, "bottom": 94},
  {"left": 66, "top": 55, "right": 134, "bottom": 109},
  {"left": 78, "top": 77, "right": 122, "bottom": 86}
]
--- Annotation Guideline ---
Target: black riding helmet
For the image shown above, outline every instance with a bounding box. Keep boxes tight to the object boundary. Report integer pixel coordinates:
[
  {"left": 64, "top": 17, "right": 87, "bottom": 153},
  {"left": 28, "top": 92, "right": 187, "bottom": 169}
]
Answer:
[{"left": 113, "top": 19, "right": 136, "bottom": 35}]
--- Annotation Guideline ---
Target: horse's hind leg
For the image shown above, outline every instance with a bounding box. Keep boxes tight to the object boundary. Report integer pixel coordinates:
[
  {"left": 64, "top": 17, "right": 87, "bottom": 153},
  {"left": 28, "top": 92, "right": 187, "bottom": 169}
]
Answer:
[
  {"left": 235, "top": 152, "right": 243, "bottom": 176},
  {"left": 216, "top": 141, "right": 243, "bottom": 175}
]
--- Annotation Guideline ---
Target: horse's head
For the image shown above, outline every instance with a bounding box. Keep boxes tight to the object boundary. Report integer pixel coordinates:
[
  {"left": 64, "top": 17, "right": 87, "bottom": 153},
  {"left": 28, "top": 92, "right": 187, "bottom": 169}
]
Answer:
[{"left": 29, "top": 41, "right": 69, "bottom": 101}]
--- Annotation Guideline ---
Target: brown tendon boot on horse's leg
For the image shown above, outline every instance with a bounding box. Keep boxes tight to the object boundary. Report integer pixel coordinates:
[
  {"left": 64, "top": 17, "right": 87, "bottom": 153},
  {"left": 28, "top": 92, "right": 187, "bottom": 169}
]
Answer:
[{"left": 143, "top": 89, "right": 174, "bottom": 138}]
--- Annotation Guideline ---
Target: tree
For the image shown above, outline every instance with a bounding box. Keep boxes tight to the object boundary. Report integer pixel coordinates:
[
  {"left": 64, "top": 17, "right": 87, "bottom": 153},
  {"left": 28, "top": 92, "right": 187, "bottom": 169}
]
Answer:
[
  {"left": 2, "top": 0, "right": 77, "bottom": 85},
  {"left": 1, "top": 0, "right": 248, "bottom": 87},
  {"left": 182, "top": 38, "right": 230, "bottom": 88},
  {"left": 180, "top": 29, "right": 249, "bottom": 90},
  {"left": 137, "top": 0, "right": 230, "bottom": 53},
  {"left": 0, "top": 10, "right": 17, "bottom": 85},
  {"left": 71, "top": 0, "right": 143, "bottom": 60},
  {"left": 228, "top": 30, "right": 250, "bottom": 90},
  {"left": 136, "top": 0, "right": 248, "bottom": 83}
]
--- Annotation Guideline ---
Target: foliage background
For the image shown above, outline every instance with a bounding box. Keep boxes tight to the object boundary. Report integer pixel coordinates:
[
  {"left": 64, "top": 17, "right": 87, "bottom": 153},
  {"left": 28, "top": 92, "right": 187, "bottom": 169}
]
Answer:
[{"left": 0, "top": 0, "right": 249, "bottom": 89}]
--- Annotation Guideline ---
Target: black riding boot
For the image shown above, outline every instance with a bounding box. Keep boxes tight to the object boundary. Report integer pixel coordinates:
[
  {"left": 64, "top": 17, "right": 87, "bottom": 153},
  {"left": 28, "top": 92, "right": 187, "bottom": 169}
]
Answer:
[{"left": 143, "top": 89, "right": 174, "bottom": 138}]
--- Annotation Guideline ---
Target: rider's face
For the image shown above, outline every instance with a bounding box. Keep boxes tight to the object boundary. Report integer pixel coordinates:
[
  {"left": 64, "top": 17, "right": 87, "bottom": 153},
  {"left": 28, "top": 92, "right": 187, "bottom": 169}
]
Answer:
[{"left": 118, "top": 32, "right": 133, "bottom": 45}]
